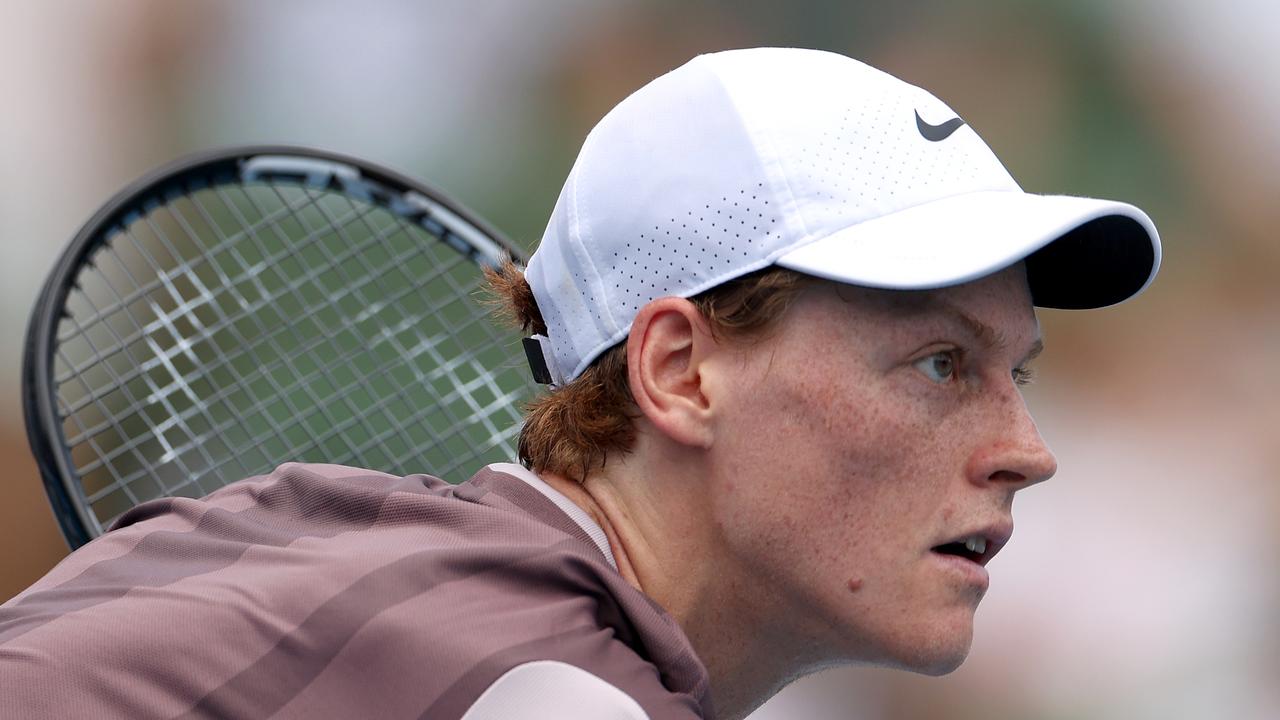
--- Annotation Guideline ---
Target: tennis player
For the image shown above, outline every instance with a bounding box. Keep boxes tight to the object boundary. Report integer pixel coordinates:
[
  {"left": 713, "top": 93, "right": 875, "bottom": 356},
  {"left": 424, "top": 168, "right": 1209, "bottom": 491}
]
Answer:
[{"left": 1, "top": 48, "right": 1159, "bottom": 719}]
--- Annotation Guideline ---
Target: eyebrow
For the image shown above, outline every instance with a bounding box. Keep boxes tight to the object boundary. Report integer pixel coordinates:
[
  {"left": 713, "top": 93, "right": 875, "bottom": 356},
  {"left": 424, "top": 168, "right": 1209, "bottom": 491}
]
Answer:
[
  {"left": 836, "top": 285, "right": 1046, "bottom": 363},
  {"left": 909, "top": 298, "right": 1045, "bottom": 365}
]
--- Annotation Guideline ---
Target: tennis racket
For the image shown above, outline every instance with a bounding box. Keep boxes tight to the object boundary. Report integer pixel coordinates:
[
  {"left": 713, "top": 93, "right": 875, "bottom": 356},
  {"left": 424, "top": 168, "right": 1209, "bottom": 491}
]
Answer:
[{"left": 23, "top": 145, "right": 533, "bottom": 549}]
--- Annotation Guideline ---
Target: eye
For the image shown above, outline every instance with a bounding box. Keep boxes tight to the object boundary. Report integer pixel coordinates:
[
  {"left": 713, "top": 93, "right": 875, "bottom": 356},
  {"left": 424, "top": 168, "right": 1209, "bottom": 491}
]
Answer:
[{"left": 914, "top": 350, "right": 958, "bottom": 383}]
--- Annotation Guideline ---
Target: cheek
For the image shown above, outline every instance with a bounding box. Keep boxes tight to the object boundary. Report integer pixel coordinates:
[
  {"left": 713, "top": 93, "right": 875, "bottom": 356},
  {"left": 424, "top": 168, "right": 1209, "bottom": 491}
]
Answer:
[
  {"left": 711, "top": 328, "right": 980, "bottom": 535},
  {"left": 714, "top": 366, "right": 920, "bottom": 552},
  {"left": 728, "top": 372, "right": 970, "bottom": 566},
  {"left": 730, "top": 360, "right": 876, "bottom": 483},
  {"left": 708, "top": 365, "right": 861, "bottom": 542}
]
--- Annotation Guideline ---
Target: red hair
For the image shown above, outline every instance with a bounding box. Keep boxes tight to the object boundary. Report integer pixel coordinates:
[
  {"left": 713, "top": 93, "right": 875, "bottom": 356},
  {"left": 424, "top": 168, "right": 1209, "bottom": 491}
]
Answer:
[{"left": 485, "top": 261, "right": 812, "bottom": 480}]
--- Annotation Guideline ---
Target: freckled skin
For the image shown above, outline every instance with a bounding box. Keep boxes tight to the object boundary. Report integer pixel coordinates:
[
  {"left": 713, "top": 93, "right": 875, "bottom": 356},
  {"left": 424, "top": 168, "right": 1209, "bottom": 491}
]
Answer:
[
  {"left": 545, "top": 263, "right": 1060, "bottom": 718},
  {"left": 700, "top": 263, "right": 1057, "bottom": 676}
]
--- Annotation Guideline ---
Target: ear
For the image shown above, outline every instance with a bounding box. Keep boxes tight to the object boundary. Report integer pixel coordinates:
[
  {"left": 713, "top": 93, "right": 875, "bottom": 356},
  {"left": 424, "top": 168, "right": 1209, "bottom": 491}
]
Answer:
[{"left": 626, "top": 298, "right": 716, "bottom": 448}]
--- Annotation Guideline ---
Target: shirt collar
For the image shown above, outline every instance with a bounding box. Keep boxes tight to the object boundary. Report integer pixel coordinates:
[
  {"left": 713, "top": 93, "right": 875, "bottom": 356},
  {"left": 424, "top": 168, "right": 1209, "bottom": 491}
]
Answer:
[{"left": 485, "top": 463, "right": 618, "bottom": 571}]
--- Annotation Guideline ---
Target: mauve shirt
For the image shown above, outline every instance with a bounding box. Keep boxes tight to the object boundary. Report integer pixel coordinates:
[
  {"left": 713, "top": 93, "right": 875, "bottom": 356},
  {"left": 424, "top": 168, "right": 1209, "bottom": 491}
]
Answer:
[{"left": 0, "top": 462, "right": 712, "bottom": 719}]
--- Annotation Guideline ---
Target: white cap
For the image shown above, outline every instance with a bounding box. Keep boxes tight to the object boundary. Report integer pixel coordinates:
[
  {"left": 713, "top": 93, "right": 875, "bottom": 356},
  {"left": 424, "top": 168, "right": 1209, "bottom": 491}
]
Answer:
[{"left": 524, "top": 47, "right": 1161, "bottom": 385}]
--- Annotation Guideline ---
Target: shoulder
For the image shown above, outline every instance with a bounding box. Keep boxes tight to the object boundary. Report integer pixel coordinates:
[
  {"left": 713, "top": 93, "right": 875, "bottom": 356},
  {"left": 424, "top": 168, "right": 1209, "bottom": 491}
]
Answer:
[{"left": 0, "top": 462, "right": 710, "bottom": 718}]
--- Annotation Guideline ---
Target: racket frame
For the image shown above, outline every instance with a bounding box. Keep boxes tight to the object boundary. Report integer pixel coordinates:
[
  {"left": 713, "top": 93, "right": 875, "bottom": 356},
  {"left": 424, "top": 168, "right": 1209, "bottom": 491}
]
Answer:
[{"left": 23, "top": 145, "right": 524, "bottom": 548}]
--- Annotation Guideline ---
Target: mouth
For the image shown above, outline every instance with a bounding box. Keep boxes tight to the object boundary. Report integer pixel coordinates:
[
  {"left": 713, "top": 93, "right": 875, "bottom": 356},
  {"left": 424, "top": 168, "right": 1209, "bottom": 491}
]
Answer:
[{"left": 929, "top": 522, "right": 1013, "bottom": 568}]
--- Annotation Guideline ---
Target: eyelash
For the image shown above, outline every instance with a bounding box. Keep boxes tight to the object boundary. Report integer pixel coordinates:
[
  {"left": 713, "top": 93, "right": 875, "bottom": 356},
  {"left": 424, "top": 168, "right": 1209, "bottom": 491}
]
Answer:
[{"left": 1012, "top": 366, "right": 1035, "bottom": 386}]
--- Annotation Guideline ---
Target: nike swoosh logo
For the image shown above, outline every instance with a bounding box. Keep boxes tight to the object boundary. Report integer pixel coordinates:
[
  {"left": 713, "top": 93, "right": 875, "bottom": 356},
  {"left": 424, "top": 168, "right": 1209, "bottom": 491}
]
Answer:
[{"left": 915, "top": 110, "right": 966, "bottom": 142}]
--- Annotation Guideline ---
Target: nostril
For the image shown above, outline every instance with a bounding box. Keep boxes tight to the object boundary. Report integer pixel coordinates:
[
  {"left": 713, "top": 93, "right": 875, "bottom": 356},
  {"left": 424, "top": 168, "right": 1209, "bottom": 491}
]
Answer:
[{"left": 988, "top": 469, "right": 1027, "bottom": 484}]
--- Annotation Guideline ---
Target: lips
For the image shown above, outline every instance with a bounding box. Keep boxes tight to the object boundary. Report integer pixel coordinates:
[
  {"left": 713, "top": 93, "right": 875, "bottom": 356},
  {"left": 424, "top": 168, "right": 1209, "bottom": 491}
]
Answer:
[{"left": 929, "top": 521, "right": 1013, "bottom": 568}]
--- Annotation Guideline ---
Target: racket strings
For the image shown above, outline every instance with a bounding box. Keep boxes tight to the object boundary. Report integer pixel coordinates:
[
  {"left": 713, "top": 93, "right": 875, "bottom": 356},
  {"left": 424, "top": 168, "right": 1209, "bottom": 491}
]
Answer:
[
  {"left": 56, "top": 224, "right": 253, "bottom": 505},
  {"left": 52, "top": 192, "right": 341, "bottom": 425},
  {"left": 296, "top": 186, "right": 523, "bottom": 458},
  {"left": 254, "top": 183, "right": 527, "bottom": 463},
  {"left": 260, "top": 186, "right": 477, "bottom": 466},
  {"left": 53, "top": 176, "right": 529, "bottom": 532},
  {"left": 57, "top": 186, "right": 377, "bottom": 487},
  {"left": 54, "top": 188, "right": 380, "bottom": 513},
  {"left": 194, "top": 184, "right": 431, "bottom": 477},
  {"left": 53, "top": 183, "right": 322, "bottom": 360}
]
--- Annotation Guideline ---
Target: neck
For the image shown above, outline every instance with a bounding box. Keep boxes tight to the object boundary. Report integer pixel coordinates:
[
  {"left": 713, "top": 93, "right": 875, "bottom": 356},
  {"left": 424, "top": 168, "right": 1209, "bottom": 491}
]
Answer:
[{"left": 539, "top": 440, "right": 811, "bottom": 720}]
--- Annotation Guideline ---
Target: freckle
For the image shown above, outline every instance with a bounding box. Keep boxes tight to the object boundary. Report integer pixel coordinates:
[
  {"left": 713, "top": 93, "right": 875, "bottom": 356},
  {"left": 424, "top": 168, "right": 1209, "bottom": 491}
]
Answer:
[{"left": 847, "top": 578, "right": 863, "bottom": 593}]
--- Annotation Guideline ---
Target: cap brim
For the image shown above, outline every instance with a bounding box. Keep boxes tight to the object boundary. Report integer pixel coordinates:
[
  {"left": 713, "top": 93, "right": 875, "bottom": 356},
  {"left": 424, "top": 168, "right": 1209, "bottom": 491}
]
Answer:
[{"left": 774, "top": 190, "right": 1161, "bottom": 309}]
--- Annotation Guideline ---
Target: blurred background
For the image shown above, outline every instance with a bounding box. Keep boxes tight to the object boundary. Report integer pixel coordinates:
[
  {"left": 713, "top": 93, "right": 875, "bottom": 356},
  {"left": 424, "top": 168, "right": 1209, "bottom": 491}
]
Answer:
[{"left": 1, "top": 1, "right": 1276, "bottom": 718}]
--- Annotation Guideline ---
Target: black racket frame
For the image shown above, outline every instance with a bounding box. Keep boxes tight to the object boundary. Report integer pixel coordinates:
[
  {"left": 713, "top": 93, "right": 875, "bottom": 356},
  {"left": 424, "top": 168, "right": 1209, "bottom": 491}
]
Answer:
[{"left": 23, "top": 144, "right": 525, "bottom": 548}]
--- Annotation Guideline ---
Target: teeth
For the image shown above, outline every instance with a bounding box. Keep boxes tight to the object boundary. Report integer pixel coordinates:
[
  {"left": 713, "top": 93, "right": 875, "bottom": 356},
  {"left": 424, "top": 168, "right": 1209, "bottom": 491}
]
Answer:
[{"left": 964, "top": 536, "right": 987, "bottom": 555}]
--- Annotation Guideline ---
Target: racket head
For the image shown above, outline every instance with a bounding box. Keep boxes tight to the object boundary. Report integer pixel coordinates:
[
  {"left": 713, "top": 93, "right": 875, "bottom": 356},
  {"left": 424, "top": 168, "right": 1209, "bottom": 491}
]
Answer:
[{"left": 23, "top": 145, "right": 532, "bottom": 548}]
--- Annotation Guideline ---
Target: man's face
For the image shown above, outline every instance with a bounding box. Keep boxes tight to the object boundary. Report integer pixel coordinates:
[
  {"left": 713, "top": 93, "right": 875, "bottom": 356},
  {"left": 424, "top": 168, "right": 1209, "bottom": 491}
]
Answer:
[{"left": 704, "top": 263, "right": 1056, "bottom": 675}]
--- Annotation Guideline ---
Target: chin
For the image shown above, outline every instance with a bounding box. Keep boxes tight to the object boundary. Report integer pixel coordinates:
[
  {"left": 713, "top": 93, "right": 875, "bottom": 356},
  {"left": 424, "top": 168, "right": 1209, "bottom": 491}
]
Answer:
[
  {"left": 826, "top": 597, "right": 978, "bottom": 676},
  {"left": 911, "top": 650, "right": 969, "bottom": 677},
  {"left": 879, "top": 622, "right": 974, "bottom": 676},
  {"left": 882, "top": 644, "right": 970, "bottom": 677}
]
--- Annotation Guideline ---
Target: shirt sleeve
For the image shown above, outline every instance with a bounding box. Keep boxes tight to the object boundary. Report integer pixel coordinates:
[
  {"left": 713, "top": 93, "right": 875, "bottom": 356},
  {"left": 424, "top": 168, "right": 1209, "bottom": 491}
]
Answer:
[{"left": 460, "top": 661, "right": 650, "bottom": 720}]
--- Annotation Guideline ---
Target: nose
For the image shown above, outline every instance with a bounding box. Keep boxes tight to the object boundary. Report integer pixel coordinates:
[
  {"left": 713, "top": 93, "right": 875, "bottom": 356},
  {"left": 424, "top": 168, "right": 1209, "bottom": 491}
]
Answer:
[{"left": 966, "top": 387, "right": 1058, "bottom": 491}]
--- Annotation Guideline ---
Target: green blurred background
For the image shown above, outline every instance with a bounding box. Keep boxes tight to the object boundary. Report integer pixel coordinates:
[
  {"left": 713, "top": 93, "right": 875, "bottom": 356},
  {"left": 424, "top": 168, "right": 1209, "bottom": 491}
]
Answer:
[{"left": 2, "top": 1, "right": 1276, "bottom": 718}]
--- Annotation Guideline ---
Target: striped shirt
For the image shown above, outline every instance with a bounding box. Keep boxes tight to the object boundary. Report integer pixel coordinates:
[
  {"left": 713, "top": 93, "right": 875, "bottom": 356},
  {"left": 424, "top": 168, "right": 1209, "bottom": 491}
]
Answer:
[{"left": 0, "top": 463, "right": 712, "bottom": 718}]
